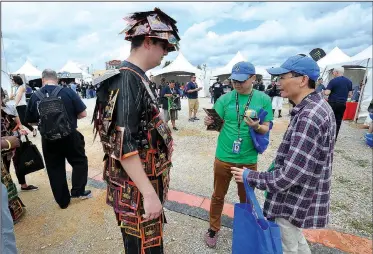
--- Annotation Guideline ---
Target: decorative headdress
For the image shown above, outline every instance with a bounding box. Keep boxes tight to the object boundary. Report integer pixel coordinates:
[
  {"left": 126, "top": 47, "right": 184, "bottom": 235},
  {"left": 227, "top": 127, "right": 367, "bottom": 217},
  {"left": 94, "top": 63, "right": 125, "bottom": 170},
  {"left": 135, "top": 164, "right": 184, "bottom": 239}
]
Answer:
[{"left": 119, "top": 8, "right": 180, "bottom": 52}]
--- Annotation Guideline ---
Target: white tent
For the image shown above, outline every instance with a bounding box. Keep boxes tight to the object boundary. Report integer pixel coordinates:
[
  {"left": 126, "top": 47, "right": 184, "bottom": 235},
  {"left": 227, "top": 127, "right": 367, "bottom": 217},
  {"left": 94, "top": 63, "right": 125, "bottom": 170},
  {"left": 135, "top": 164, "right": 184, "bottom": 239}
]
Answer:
[
  {"left": 152, "top": 52, "right": 205, "bottom": 97},
  {"left": 12, "top": 60, "right": 42, "bottom": 81},
  {"left": 351, "top": 45, "right": 372, "bottom": 61},
  {"left": 59, "top": 61, "right": 84, "bottom": 79},
  {"left": 213, "top": 51, "right": 246, "bottom": 77},
  {"left": 152, "top": 52, "right": 200, "bottom": 76},
  {"left": 317, "top": 47, "right": 351, "bottom": 69}
]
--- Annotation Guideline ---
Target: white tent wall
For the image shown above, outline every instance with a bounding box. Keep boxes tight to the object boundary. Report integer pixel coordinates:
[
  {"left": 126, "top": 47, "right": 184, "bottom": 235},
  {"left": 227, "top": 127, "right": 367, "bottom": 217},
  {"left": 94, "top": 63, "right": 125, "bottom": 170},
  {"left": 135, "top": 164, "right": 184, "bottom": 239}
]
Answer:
[
  {"left": 360, "top": 67, "right": 372, "bottom": 125},
  {"left": 12, "top": 60, "right": 42, "bottom": 81}
]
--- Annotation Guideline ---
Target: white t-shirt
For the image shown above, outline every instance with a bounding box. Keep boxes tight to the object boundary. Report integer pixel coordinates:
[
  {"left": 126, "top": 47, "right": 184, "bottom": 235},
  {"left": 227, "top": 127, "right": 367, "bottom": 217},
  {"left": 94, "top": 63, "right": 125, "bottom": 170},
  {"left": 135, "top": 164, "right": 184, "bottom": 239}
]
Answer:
[{"left": 15, "top": 85, "right": 27, "bottom": 106}]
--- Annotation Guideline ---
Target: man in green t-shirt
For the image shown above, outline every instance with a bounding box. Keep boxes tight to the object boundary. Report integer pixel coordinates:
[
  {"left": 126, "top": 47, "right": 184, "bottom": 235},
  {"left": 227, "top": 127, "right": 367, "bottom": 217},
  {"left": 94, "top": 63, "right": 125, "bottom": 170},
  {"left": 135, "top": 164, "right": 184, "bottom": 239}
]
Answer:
[{"left": 204, "top": 61, "right": 273, "bottom": 248}]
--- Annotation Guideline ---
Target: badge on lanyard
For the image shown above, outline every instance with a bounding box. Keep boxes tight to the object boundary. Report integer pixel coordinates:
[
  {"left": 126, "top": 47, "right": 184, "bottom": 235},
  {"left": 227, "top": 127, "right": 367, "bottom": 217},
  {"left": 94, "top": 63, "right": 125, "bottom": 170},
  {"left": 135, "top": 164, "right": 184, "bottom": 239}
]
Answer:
[{"left": 232, "top": 138, "right": 243, "bottom": 154}]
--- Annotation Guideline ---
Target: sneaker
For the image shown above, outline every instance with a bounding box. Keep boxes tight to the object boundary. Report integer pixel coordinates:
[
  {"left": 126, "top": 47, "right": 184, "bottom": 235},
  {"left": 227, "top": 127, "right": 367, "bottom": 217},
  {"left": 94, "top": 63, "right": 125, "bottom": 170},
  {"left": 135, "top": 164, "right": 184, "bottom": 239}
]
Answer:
[
  {"left": 71, "top": 190, "right": 92, "bottom": 200},
  {"left": 204, "top": 229, "right": 218, "bottom": 248},
  {"left": 278, "top": 114, "right": 282, "bottom": 118},
  {"left": 173, "top": 127, "right": 178, "bottom": 131},
  {"left": 188, "top": 118, "right": 194, "bottom": 122},
  {"left": 21, "top": 185, "right": 39, "bottom": 191},
  {"left": 193, "top": 117, "right": 200, "bottom": 120}
]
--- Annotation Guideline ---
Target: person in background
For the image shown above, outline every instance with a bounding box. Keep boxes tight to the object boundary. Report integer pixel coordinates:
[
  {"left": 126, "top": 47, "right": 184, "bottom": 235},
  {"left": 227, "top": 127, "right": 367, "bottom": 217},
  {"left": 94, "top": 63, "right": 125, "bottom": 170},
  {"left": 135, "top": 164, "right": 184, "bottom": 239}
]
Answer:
[
  {"left": 232, "top": 55, "right": 336, "bottom": 254},
  {"left": 271, "top": 80, "right": 283, "bottom": 117},
  {"left": 161, "top": 80, "right": 180, "bottom": 130},
  {"left": 204, "top": 61, "right": 273, "bottom": 248},
  {"left": 315, "top": 78, "right": 325, "bottom": 93},
  {"left": 351, "top": 80, "right": 364, "bottom": 102},
  {"left": 186, "top": 75, "right": 202, "bottom": 122},
  {"left": 149, "top": 75, "right": 158, "bottom": 98},
  {"left": 324, "top": 66, "right": 353, "bottom": 139},
  {"left": 210, "top": 77, "right": 224, "bottom": 104},
  {"left": 26, "top": 69, "right": 91, "bottom": 209},
  {"left": 253, "top": 80, "right": 265, "bottom": 91},
  {"left": 10, "top": 76, "right": 38, "bottom": 137},
  {"left": 70, "top": 81, "right": 77, "bottom": 93}
]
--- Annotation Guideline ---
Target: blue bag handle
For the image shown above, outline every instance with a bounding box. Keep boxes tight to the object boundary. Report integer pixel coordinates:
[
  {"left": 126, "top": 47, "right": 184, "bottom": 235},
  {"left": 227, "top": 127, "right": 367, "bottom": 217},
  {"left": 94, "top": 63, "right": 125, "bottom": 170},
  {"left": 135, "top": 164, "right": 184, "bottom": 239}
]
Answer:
[{"left": 243, "top": 169, "right": 265, "bottom": 220}]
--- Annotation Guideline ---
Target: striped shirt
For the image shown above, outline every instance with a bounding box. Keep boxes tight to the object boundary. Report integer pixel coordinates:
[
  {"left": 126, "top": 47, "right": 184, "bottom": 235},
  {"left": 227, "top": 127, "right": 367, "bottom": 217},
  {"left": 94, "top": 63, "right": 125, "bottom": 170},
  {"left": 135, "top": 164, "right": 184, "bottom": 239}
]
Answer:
[{"left": 247, "top": 92, "right": 336, "bottom": 228}]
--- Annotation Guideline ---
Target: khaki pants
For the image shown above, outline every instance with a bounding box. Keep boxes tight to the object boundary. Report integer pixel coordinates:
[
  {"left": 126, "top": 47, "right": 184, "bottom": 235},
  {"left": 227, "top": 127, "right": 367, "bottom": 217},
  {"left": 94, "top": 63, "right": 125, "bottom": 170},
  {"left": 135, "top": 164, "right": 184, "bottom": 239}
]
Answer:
[
  {"left": 276, "top": 218, "right": 311, "bottom": 254},
  {"left": 209, "top": 158, "right": 257, "bottom": 231},
  {"left": 188, "top": 99, "right": 199, "bottom": 113}
]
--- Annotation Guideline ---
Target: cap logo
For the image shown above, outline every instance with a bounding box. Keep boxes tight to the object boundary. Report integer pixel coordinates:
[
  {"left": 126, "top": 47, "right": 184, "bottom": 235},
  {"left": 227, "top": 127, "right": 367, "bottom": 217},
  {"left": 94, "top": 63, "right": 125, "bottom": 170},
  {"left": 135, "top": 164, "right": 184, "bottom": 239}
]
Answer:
[{"left": 234, "top": 65, "right": 240, "bottom": 72}]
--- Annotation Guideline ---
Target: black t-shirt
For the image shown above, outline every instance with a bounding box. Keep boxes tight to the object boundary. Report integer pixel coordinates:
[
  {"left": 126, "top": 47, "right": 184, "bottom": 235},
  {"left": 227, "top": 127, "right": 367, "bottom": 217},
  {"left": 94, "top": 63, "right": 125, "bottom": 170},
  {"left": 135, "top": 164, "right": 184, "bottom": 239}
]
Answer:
[
  {"left": 106, "top": 60, "right": 157, "bottom": 156},
  {"left": 25, "top": 85, "right": 87, "bottom": 129},
  {"left": 254, "top": 83, "right": 265, "bottom": 92},
  {"left": 211, "top": 82, "right": 224, "bottom": 97}
]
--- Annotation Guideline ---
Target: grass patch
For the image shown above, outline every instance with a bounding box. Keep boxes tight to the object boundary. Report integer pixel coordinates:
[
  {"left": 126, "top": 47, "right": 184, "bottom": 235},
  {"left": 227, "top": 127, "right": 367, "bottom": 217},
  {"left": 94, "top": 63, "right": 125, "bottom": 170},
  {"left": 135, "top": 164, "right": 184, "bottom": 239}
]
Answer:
[{"left": 349, "top": 219, "right": 373, "bottom": 235}]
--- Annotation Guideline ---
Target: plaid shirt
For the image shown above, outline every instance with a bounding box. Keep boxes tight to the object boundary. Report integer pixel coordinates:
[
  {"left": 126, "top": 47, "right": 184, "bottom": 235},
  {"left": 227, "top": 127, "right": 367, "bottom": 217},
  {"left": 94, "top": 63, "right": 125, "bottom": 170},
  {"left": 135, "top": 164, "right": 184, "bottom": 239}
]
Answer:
[{"left": 247, "top": 92, "right": 336, "bottom": 228}]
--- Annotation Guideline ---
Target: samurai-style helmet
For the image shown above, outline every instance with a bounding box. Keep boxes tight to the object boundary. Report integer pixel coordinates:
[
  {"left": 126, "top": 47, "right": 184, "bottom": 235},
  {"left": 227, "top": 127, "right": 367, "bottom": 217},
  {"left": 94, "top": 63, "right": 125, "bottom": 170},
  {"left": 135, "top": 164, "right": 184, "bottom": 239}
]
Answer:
[{"left": 119, "top": 8, "right": 180, "bottom": 52}]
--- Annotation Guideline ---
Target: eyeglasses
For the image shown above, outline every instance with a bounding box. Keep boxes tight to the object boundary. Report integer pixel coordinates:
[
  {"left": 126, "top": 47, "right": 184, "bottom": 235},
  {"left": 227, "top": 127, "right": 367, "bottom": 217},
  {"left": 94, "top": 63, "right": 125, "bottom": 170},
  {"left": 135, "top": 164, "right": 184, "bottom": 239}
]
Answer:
[{"left": 278, "top": 72, "right": 304, "bottom": 80}]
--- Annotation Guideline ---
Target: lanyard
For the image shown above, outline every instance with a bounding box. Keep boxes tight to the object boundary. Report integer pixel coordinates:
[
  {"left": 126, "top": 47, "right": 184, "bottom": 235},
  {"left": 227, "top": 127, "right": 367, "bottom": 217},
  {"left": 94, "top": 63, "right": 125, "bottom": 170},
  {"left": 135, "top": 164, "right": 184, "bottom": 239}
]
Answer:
[{"left": 236, "top": 90, "right": 254, "bottom": 139}]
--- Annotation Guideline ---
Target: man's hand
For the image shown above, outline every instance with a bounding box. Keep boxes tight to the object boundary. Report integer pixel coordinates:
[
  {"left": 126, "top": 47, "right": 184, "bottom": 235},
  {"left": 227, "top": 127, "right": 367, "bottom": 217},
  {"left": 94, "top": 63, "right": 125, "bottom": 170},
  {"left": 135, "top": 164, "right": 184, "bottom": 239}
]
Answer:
[
  {"left": 231, "top": 167, "right": 246, "bottom": 183},
  {"left": 142, "top": 192, "right": 163, "bottom": 220},
  {"left": 197, "top": 87, "right": 203, "bottom": 91},
  {"left": 19, "top": 129, "right": 28, "bottom": 136},
  {"left": 244, "top": 116, "right": 260, "bottom": 130},
  {"left": 204, "top": 115, "right": 214, "bottom": 126}
]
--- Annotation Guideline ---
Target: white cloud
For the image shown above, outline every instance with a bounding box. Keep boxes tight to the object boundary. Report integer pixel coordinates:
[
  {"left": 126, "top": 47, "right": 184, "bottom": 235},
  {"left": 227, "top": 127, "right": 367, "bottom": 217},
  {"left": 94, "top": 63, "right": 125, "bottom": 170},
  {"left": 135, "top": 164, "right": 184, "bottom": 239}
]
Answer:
[{"left": 1, "top": 2, "right": 372, "bottom": 74}]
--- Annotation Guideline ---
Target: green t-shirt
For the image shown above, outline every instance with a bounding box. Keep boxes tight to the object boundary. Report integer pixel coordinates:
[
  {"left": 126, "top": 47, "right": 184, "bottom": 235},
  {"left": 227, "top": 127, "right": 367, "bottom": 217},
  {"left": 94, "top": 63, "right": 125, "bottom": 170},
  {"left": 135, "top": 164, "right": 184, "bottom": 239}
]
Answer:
[{"left": 213, "top": 89, "right": 273, "bottom": 164}]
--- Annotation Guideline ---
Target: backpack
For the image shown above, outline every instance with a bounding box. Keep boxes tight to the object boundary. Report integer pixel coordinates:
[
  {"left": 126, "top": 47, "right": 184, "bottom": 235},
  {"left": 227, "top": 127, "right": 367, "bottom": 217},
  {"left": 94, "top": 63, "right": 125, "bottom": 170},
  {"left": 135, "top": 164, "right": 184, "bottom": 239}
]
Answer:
[{"left": 34, "top": 86, "right": 73, "bottom": 141}]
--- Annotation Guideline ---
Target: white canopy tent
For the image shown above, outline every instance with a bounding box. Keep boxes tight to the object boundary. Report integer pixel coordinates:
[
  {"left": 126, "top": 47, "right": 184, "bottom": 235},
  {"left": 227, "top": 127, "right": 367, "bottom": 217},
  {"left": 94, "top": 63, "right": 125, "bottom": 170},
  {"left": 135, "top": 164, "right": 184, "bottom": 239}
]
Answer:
[
  {"left": 151, "top": 52, "right": 206, "bottom": 97},
  {"left": 12, "top": 60, "right": 42, "bottom": 81},
  {"left": 59, "top": 61, "right": 84, "bottom": 79},
  {"left": 317, "top": 47, "right": 351, "bottom": 69},
  {"left": 351, "top": 45, "right": 372, "bottom": 61},
  {"left": 213, "top": 51, "right": 246, "bottom": 78}
]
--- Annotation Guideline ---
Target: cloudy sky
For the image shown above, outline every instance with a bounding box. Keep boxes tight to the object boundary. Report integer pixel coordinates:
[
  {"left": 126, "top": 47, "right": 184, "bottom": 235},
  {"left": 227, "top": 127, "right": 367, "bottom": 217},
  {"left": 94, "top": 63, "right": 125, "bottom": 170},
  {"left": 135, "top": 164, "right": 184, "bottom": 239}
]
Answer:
[{"left": 2, "top": 2, "right": 372, "bottom": 74}]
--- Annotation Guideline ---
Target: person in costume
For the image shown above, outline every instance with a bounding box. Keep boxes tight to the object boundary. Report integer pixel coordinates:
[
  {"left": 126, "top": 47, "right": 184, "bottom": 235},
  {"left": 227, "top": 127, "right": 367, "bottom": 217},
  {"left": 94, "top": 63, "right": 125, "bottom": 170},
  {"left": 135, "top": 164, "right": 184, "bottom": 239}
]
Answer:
[
  {"left": 1, "top": 88, "right": 27, "bottom": 223},
  {"left": 92, "top": 8, "right": 180, "bottom": 253}
]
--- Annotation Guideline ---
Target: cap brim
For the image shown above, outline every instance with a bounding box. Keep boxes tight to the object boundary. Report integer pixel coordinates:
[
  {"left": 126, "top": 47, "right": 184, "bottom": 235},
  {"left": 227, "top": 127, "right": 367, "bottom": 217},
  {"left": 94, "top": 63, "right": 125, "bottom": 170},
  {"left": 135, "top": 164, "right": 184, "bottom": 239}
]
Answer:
[
  {"left": 266, "top": 67, "right": 291, "bottom": 76},
  {"left": 228, "top": 73, "right": 250, "bottom": 82}
]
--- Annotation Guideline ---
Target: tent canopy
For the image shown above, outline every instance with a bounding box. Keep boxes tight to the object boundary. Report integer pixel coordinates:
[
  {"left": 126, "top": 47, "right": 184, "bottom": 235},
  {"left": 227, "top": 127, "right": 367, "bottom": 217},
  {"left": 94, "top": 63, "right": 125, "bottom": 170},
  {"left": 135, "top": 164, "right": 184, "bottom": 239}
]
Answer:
[
  {"left": 351, "top": 45, "right": 372, "bottom": 61},
  {"left": 152, "top": 52, "right": 200, "bottom": 76},
  {"left": 12, "top": 60, "right": 42, "bottom": 78},
  {"left": 59, "top": 61, "right": 84, "bottom": 74},
  {"left": 213, "top": 51, "right": 246, "bottom": 76},
  {"left": 317, "top": 47, "right": 351, "bottom": 68}
]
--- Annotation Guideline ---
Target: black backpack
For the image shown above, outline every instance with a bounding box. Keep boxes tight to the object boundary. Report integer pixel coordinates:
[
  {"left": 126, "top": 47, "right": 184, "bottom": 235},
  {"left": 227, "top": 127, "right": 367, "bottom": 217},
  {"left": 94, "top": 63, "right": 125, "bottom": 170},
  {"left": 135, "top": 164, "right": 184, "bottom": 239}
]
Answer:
[{"left": 34, "top": 86, "right": 73, "bottom": 141}]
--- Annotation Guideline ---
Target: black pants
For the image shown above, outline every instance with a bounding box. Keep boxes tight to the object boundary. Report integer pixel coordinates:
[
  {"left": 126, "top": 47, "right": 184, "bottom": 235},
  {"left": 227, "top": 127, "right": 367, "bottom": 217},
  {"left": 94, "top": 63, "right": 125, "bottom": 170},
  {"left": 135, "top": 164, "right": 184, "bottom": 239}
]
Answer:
[
  {"left": 121, "top": 228, "right": 164, "bottom": 254},
  {"left": 41, "top": 130, "right": 88, "bottom": 207},
  {"left": 213, "top": 95, "right": 222, "bottom": 104},
  {"left": 16, "top": 105, "right": 34, "bottom": 132},
  {"left": 4, "top": 152, "right": 26, "bottom": 185},
  {"left": 328, "top": 101, "right": 346, "bottom": 139}
]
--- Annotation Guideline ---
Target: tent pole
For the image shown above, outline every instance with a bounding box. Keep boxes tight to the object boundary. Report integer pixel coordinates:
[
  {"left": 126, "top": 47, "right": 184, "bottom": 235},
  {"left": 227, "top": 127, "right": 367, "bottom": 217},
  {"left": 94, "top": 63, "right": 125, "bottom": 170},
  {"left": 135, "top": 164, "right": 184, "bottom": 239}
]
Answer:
[{"left": 354, "top": 58, "right": 370, "bottom": 123}]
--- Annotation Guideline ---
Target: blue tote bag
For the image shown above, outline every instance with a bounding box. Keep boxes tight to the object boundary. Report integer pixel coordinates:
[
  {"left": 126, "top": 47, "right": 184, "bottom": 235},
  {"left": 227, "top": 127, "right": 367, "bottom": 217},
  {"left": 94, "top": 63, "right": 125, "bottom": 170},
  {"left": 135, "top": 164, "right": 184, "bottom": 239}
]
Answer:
[
  {"left": 232, "top": 170, "right": 283, "bottom": 254},
  {"left": 249, "top": 108, "right": 273, "bottom": 154}
]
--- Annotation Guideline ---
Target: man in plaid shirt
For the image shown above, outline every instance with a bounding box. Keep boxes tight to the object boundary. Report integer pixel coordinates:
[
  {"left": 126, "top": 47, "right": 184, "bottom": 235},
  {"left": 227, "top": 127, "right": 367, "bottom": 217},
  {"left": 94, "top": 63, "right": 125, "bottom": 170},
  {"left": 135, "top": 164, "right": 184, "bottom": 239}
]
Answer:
[{"left": 232, "top": 55, "right": 336, "bottom": 254}]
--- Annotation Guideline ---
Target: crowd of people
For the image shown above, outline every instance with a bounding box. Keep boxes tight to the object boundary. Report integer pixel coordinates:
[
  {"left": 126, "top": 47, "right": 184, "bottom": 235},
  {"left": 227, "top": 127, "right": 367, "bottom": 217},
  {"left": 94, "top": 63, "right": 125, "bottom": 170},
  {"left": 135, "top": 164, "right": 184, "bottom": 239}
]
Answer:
[{"left": 1, "top": 7, "right": 371, "bottom": 254}]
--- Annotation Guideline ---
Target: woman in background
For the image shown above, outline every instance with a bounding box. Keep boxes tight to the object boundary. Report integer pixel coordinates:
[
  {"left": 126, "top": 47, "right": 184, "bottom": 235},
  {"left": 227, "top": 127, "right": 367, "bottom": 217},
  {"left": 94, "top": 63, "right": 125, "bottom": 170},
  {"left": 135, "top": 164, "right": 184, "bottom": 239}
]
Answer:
[{"left": 10, "top": 76, "right": 37, "bottom": 137}]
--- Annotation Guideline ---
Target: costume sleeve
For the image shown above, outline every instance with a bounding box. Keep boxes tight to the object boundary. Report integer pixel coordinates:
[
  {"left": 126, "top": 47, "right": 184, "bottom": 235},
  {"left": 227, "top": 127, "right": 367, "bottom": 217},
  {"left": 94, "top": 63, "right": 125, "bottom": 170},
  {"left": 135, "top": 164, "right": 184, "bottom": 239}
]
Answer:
[{"left": 114, "top": 72, "right": 144, "bottom": 159}]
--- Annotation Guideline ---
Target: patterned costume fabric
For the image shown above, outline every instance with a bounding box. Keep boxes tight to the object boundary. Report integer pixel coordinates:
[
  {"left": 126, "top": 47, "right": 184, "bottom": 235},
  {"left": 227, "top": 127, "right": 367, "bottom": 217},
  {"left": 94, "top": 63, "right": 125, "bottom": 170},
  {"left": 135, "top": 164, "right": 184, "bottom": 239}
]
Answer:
[
  {"left": 1, "top": 109, "right": 26, "bottom": 222},
  {"left": 92, "top": 62, "right": 173, "bottom": 253}
]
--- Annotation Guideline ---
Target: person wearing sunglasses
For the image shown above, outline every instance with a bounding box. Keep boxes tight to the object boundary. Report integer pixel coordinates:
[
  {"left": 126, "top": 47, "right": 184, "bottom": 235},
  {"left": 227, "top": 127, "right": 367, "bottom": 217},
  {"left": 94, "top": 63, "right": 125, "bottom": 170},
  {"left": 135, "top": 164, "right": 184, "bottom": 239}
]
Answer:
[
  {"left": 231, "top": 55, "right": 336, "bottom": 254},
  {"left": 92, "top": 8, "right": 180, "bottom": 254},
  {"left": 204, "top": 61, "right": 273, "bottom": 248}
]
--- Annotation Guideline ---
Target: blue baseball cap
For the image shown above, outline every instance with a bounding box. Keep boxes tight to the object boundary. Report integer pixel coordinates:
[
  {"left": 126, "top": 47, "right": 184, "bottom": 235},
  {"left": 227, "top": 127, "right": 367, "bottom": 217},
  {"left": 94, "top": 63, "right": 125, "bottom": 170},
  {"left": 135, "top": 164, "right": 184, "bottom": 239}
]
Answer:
[
  {"left": 266, "top": 55, "right": 320, "bottom": 81},
  {"left": 229, "top": 61, "right": 256, "bottom": 82}
]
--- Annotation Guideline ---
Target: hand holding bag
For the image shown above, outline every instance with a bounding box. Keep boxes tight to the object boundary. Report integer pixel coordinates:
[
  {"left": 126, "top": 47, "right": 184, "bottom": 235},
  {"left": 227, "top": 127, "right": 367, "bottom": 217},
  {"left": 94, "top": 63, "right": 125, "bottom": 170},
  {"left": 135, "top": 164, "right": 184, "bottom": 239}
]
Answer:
[
  {"left": 15, "top": 135, "right": 45, "bottom": 175},
  {"left": 249, "top": 108, "right": 273, "bottom": 154},
  {"left": 232, "top": 170, "right": 283, "bottom": 254}
]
